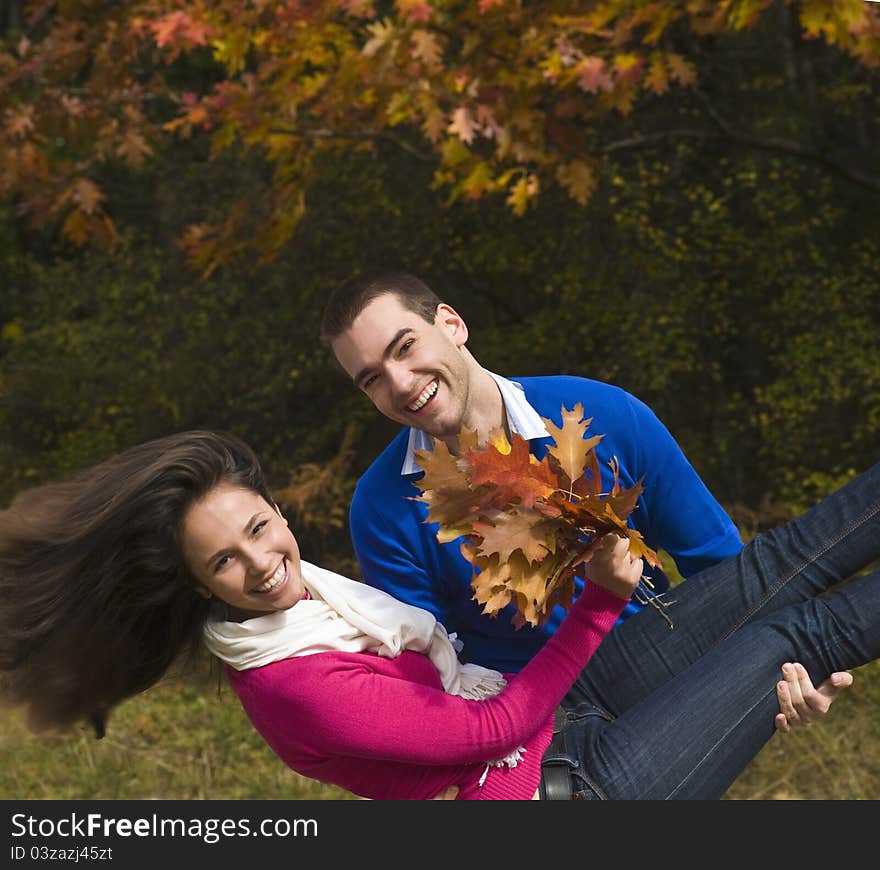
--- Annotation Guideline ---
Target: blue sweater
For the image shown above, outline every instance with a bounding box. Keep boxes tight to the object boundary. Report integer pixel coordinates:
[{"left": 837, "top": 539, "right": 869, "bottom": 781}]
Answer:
[{"left": 350, "top": 376, "right": 743, "bottom": 674}]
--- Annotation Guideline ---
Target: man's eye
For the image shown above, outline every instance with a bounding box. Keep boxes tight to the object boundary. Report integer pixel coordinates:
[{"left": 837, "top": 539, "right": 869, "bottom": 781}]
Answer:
[{"left": 399, "top": 339, "right": 415, "bottom": 354}]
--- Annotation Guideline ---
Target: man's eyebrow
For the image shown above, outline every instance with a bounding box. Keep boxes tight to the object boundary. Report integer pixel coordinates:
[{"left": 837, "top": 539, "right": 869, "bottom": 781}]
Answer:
[
  {"left": 205, "top": 512, "right": 263, "bottom": 567},
  {"left": 353, "top": 327, "right": 414, "bottom": 386}
]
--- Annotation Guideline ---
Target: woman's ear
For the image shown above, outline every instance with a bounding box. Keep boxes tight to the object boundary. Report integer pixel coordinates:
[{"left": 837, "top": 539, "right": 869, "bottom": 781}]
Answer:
[{"left": 195, "top": 585, "right": 213, "bottom": 600}]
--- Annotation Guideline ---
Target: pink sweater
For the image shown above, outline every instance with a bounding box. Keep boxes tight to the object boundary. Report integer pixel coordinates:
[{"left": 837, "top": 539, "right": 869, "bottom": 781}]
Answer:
[{"left": 226, "top": 583, "right": 626, "bottom": 800}]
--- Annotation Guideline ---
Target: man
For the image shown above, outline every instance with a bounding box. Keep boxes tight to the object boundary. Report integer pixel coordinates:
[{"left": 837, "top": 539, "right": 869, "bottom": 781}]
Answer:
[{"left": 321, "top": 269, "right": 849, "bottom": 727}]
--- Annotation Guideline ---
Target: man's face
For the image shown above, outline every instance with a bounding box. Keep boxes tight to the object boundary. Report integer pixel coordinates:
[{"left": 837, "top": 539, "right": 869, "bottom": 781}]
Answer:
[{"left": 330, "top": 293, "right": 473, "bottom": 438}]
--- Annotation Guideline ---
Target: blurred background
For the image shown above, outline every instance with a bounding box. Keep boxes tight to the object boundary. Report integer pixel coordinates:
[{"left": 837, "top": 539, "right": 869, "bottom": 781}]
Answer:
[{"left": 1, "top": 0, "right": 878, "bottom": 799}]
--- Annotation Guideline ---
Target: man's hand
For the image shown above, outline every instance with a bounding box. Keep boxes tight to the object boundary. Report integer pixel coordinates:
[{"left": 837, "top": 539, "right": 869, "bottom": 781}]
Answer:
[{"left": 775, "top": 661, "right": 853, "bottom": 733}]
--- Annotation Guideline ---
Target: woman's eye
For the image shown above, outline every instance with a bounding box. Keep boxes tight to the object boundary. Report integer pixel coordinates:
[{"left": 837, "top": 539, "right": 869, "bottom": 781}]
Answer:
[
  {"left": 213, "top": 555, "right": 230, "bottom": 573},
  {"left": 362, "top": 374, "right": 378, "bottom": 390},
  {"left": 253, "top": 520, "right": 268, "bottom": 535}
]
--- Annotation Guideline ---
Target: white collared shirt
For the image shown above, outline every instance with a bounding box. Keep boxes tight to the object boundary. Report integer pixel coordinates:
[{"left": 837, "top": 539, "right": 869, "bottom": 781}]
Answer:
[{"left": 400, "top": 371, "right": 551, "bottom": 475}]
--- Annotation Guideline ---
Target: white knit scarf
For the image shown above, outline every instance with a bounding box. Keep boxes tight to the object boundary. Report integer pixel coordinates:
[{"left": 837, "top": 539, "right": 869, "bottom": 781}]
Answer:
[{"left": 203, "top": 560, "right": 525, "bottom": 784}]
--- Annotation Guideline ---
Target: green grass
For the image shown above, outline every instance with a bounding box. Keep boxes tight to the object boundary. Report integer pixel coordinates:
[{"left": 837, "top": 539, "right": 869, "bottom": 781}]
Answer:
[
  {"left": 3, "top": 659, "right": 877, "bottom": 801},
  {"left": 0, "top": 676, "right": 354, "bottom": 801},
  {"left": 726, "top": 660, "right": 880, "bottom": 799}
]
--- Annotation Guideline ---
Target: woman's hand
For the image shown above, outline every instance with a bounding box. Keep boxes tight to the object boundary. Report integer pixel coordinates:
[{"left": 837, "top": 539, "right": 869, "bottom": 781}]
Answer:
[{"left": 584, "top": 534, "right": 643, "bottom": 601}]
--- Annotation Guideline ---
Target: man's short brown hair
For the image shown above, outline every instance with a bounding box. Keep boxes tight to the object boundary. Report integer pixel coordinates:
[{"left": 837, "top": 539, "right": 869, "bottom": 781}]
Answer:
[{"left": 320, "top": 270, "right": 441, "bottom": 344}]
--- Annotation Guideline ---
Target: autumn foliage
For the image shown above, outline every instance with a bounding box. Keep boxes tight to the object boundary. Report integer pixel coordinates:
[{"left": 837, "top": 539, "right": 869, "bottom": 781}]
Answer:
[
  {"left": 413, "top": 403, "right": 661, "bottom": 628},
  {"left": 2, "top": 0, "right": 879, "bottom": 273}
]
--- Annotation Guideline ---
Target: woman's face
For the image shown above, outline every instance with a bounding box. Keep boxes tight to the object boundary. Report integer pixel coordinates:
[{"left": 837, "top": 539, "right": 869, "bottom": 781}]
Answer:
[{"left": 182, "top": 482, "right": 306, "bottom": 618}]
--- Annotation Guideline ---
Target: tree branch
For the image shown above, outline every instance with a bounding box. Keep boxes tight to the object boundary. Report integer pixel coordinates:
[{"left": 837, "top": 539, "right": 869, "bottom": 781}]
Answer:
[{"left": 599, "top": 127, "right": 880, "bottom": 194}]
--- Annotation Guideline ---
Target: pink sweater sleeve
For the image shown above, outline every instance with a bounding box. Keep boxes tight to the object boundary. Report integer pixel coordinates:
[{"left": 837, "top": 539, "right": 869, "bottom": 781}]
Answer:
[{"left": 245, "top": 582, "right": 626, "bottom": 767}]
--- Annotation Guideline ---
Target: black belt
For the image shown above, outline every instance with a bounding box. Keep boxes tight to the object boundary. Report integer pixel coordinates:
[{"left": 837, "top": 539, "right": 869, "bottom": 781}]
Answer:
[{"left": 539, "top": 707, "right": 578, "bottom": 800}]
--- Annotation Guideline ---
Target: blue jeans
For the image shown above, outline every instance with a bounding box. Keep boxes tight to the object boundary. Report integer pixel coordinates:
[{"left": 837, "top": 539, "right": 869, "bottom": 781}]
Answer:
[{"left": 558, "top": 461, "right": 880, "bottom": 799}]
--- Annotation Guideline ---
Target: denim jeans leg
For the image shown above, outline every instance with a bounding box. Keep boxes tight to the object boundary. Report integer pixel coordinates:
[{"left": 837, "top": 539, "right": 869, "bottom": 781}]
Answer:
[
  {"left": 565, "top": 461, "right": 880, "bottom": 715},
  {"left": 573, "top": 568, "right": 880, "bottom": 799}
]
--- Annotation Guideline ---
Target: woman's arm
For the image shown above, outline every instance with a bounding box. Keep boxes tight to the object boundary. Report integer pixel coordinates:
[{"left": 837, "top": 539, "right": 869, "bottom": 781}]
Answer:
[{"left": 238, "top": 540, "right": 641, "bottom": 768}]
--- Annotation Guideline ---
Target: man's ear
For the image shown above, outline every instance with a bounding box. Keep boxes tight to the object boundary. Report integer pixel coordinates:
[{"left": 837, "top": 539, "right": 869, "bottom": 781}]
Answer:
[{"left": 436, "top": 303, "right": 469, "bottom": 347}]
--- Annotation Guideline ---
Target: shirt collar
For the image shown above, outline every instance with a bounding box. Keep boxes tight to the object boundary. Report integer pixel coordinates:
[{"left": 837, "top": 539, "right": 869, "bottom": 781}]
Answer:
[{"left": 400, "top": 371, "right": 551, "bottom": 475}]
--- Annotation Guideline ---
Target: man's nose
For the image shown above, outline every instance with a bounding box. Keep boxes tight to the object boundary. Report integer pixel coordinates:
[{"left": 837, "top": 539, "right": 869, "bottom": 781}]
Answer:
[{"left": 387, "top": 364, "right": 413, "bottom": 398}]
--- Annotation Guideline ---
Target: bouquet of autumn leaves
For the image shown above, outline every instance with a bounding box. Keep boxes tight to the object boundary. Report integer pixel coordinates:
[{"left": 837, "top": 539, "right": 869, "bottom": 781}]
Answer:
[{"left": 413, "top": 403, "right": 665, "bottom": 629}]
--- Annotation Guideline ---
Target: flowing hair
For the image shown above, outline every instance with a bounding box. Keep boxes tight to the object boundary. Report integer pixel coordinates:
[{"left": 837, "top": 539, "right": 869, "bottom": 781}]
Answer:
[{"left": 0, "top": 430, "right": 273, "bottom": 738}]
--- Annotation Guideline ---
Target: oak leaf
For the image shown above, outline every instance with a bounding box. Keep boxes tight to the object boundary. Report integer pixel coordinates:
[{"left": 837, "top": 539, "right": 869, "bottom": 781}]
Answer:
[
  {"left": 411, "top": 30, "right": 443, "bottom": 70},
  {"left": 472, "top": 507, "right": 558, "bottom": 563},
  {"left": 543, "top": 402, "right": 599, "bottom": 484},
  {"left": 413, "top": 438, "right": 468, "bottom": 493},
  {"left": 448, "top": 106, "right": 476, "bottom": 144},
  {"left": 555, "top": 160, "right": 597, "bottom": 207},
  {"left": 414, "top": 404, "right": 662, "bottom": 628}
]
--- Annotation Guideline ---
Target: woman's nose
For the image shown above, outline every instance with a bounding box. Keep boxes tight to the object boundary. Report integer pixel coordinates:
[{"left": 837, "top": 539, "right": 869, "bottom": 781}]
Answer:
[{"left": 247, "top": 547, "right": 277, "bottom": 577}]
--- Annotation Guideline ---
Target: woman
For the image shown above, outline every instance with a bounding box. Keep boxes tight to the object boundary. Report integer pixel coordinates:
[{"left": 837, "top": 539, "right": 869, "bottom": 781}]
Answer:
[{"left": 1, "top": 431, "right": 877, "bottom": 799}]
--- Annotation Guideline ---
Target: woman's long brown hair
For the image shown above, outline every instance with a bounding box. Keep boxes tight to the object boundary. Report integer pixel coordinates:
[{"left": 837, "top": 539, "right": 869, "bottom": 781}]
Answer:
[{"left": 0, "top": 430, "right": 273, "bottom": 737}]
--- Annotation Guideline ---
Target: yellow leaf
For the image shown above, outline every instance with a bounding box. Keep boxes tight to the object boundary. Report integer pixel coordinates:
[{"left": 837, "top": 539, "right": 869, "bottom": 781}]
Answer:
[
  {"left": 62, "top": 209, "right": 89, "bottom": 245},
  {"left": 460, "top": 161, "right": 495, "bottom": 198},
  {"left": 542, "top": 403, "right": 593, "bottom": 483},
  {"left": 645, "top": 53, "right": 669, "bottom": 94},
  {"left": 116, "top": 130, "right": 153, "bottom": 167},
  {"left": 363, "top": 19, "right": 396, "bottom": 57},
  {"left": 440, "top": 136, "right": 471, "bottom": 166},
  {"left": 666, "top": 52, "right": 697, "bottom": 86},
  {"left": 211, "top": 29, "right": 252, "bottom": 75},
  {"left": 386, "top": 91, "right": 413, "bottom": 126},
  {"left": 486, "top": 427, "right": 511, "bottom": 455},
  {"left": 72, "top": 179, "right": 104, "bottom": 215},
  {"left": 556, "top": 160, "right": 596, "bottom": 206},
  {"left": 411, "top": 29, "right": 442, "bottom": 70},
  {"left": 506, "top": 174, "right": 537, "bottom": 216},
  {"left": 422, "top": 106, "right": 447, "bottom": 144},
  {"left": 1, "top": 320, "right": 24, "bottom": 343}
]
